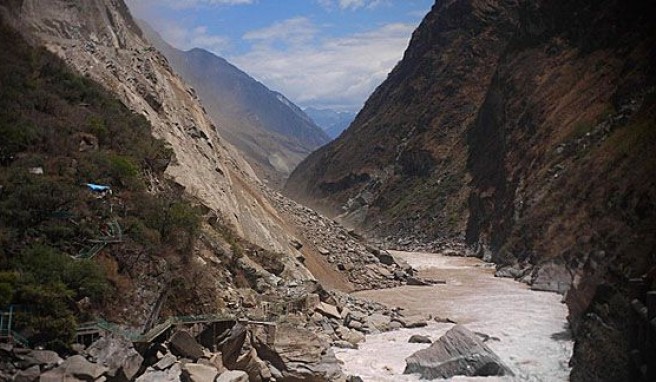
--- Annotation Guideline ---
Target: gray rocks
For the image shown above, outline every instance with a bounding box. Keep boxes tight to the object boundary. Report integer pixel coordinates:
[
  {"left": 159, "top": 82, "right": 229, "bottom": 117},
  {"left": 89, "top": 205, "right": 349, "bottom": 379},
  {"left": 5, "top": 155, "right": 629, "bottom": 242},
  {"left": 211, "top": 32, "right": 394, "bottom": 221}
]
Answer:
[
  {"left": 17, "top": 350, "right": 62, "bottom": 369},
  {"left": 404, "top": 325, "right": 513, "bottom": 379},
  {"left": 136, "top": 363, "right": 182, "bottom": 382},
  {"left": 86, "top": 335, "right": 144, "bottom": 381},
  {"left": 530, "top": 262, "right": 571, "bottom": 294},
  {"left": 342, "top": 330, "right": 365, "bottom": 346},
  {"left": 181, "top": 363, "right": 219, "bottom": 382},
  {"left": 366, "top": 313, "right": 391, "bottom": 331},
  {"left": 393, "top": 315, "right": 428, "bottom": 328},
  {"left": 316, "top": 302, "right": 341, "bottom": 319},
  {"left": 408, "top": 335, "right": 432, "bottom": 344},
  {"left": 13, "top": 365, "right": 40, "bottom": 382},
  {"left": 268, "top": 324, "right": 345, "bottom": 381},
  {"left": 43, "top": 355, "right": 108, "bottom": 382},
  {"left": 154, "top": 353, "right": 177, "bottom": 371},
  {"left": 215, "top": 370, "right": 248, "bottom": 382},
  {"left": 219, "top": 323, "right": 247, "bottom": 368},
  {"left": 264, "top": 190, "right": 403, "bottom": 290},
  {"left": 170, "top": 331, "right": 205, "bottom": 361},
  {"left": 406, "top": 277, "right": 432, "bottom": 286},
  {"left": 371, "top": 250, "right": 396, "bottom": 266}
]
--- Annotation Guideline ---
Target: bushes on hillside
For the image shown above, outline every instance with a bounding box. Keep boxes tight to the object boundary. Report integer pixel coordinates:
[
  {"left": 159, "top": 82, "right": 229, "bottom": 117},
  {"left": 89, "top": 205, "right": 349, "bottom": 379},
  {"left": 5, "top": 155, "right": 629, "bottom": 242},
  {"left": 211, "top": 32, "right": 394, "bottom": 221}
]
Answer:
[{"left": 0, "top": 20, "right": 202, "bottom": 349}]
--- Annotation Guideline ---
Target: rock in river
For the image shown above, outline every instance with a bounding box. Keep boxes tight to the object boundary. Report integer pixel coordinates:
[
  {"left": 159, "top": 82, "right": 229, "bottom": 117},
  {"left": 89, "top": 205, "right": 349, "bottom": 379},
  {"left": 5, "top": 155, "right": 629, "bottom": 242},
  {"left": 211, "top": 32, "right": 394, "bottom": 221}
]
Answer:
[{"left": 404, "top": 325, "right": 513, "bottom": 379}]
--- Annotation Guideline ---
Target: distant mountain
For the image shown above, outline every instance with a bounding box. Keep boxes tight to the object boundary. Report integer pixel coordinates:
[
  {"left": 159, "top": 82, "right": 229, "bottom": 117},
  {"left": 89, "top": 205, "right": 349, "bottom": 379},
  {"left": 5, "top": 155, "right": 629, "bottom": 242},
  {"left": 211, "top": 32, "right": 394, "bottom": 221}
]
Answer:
[
  {"left": 304, "top": 107, "right": 356, "bottom": 139},
  {"left": 140, "top": 23, "right": 330, "bottom": 188}
]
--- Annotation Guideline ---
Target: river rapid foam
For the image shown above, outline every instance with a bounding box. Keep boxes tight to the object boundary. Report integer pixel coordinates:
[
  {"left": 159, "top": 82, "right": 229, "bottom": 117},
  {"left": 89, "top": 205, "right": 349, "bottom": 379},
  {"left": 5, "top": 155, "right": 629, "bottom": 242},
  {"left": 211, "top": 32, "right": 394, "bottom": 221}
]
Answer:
[{"left": 334, "top": 251, "right": 573, "bottom": 381}]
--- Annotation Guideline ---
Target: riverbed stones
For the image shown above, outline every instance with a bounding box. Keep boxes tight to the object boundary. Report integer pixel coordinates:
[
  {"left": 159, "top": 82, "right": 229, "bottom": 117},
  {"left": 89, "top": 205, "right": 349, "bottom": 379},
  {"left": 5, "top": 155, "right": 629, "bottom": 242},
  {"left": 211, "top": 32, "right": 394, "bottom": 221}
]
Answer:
[
  {"left": 316, "top": 302, "right": 341, "bottom": 319},
  {"left": 393, "top": 315, "right": 428, "bottom": 328},
  {"left": 342, "top": 330, "right": 366, "bottom": 346},
  {"left": 366, "top": 313, "right": 391, "bottom": 331},
  {"left": 404, "top": 325, "right": 513, "bottom": 379},
  {"left": 530, "top": 262, "right": 571, "bottom": 294},
  {"left": 408, "top": 335, "right": 432, "bottom": 344},
  {"left": 406, "top": 276, "right": 432, "bottom": 286}
]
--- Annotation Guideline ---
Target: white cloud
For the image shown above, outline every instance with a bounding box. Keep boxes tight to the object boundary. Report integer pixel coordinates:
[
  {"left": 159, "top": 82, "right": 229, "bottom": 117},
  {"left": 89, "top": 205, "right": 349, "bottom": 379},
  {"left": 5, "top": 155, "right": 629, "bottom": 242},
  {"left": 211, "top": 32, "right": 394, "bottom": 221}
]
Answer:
[
  {"left": 129, "top": 0, "right": 253, "bottom": 9},
  {"left": 232, "top": 20, "right": 414, "bottom": 110},
  {"left": 317, "top": 0, "right": 389, "bottom": 11},
  {"left": 243, "top": 17, "right": 317, "bottom": 46},
  {"left": 149, "top": 21, "right": 232, "bottom": 54}
]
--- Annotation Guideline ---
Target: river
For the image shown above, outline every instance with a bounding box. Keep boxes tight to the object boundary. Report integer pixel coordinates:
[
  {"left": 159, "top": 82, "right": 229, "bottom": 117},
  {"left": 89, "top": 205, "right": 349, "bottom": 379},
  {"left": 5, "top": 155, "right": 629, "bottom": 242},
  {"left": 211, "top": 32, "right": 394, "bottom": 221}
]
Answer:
[{"left": 334, "top": 251, "right": 573, "bottom": 381}]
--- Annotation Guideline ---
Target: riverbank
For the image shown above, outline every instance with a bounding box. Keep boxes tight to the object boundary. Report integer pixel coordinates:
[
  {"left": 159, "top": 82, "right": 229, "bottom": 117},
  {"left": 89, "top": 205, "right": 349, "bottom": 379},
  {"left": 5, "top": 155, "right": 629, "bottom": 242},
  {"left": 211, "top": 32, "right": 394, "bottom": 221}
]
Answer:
[{"left": 334, "top": 251, "right": 573, "bottom": 381}]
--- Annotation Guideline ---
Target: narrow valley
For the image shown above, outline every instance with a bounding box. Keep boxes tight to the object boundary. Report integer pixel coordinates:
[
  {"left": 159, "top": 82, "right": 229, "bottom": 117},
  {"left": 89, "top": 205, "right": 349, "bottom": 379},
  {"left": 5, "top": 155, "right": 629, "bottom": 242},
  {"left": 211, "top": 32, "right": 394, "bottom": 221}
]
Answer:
[{"left": 0, "top": 0, "right": 654, "bottom": 381}]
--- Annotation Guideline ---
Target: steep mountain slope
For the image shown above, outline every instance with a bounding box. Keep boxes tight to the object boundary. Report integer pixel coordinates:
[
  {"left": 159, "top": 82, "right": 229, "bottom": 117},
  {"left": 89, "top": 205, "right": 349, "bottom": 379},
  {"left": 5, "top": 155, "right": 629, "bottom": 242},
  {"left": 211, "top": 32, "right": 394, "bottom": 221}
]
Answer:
[
  {"left": 0, "top": 0, "right": 313, "bottom": 262},
  {"left": 141, "top": 24, "right": 330, "bottom": 188},
  {"left": 286, "top": 0, "right": 656, "bottom": 379},
  {"left": 305, "top": 107, "right": 356, "bottom": 139},
  {"left": 0, "top": 16, "right": 303, "bottom": 348},
  {"left": 0, "top": 0, "right": 403, "bottom": 297}
]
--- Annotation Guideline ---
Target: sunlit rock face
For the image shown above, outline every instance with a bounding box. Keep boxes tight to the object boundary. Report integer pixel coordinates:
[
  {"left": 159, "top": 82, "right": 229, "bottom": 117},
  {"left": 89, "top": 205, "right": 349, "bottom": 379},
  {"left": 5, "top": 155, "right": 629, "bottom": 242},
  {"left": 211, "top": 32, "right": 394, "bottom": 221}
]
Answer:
[{"left": 0, "top": 0, "right": 314, "bottom": 262}]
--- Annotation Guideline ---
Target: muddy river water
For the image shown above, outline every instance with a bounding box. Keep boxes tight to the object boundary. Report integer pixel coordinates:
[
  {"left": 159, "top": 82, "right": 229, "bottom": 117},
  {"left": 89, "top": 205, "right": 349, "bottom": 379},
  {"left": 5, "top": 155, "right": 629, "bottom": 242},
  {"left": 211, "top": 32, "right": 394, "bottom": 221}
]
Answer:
[{"left": 334, "top": 251, "right": 573, "bottom": 381}]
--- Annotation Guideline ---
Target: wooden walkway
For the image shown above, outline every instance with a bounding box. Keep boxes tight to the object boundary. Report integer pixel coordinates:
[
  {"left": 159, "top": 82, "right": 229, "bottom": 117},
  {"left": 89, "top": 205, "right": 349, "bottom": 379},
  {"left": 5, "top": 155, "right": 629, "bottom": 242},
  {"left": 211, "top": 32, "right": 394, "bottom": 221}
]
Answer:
[{"left": 76, "top": 314, "right": 277, "bottom": 346}]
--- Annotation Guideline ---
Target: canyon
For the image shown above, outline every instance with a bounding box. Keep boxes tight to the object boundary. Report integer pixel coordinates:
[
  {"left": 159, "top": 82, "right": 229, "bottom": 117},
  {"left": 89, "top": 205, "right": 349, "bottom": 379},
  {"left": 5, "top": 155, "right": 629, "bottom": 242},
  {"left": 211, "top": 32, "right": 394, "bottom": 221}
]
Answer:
[{"left": 0, "top": 0, "right": 654, "bottom": 381}]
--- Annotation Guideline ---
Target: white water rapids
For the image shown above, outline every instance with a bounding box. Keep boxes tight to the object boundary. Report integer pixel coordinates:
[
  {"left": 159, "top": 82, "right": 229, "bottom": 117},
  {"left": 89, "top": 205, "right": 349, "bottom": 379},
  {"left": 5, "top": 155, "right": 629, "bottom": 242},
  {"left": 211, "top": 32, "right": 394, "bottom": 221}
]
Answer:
[{"left": 334, "top": 251, "right": 574, "bottom": 381}]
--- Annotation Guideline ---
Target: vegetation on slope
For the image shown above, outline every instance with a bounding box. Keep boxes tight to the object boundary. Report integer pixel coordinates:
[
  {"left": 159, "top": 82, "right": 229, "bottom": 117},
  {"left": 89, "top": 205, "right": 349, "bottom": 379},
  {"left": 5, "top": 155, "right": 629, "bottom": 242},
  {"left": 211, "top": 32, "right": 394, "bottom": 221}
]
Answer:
[{"left": 0, "top": 21, "right": 202, "bottom": 350}]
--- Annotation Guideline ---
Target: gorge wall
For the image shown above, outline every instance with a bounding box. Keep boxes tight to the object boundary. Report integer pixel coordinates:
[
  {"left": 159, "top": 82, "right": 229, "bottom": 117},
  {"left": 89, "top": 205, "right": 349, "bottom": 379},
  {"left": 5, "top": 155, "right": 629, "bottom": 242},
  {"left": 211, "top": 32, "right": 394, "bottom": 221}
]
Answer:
[
  {"left": 286, "top": 0, "right": 656, "bottom": 379},
  {"left": 0, "top": 0, "right": 311, "bottom": 260},
  {"left": 141, "top": 23, "right": 330, "bottom": 189}
]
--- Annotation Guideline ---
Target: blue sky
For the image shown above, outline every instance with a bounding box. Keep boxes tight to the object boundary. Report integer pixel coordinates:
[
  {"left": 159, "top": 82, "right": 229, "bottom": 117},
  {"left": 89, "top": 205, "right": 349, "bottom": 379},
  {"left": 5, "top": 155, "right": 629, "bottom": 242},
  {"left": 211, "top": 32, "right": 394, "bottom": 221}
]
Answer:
[{"left": 126, "top": 0, "right": 434, "bottom": 112}]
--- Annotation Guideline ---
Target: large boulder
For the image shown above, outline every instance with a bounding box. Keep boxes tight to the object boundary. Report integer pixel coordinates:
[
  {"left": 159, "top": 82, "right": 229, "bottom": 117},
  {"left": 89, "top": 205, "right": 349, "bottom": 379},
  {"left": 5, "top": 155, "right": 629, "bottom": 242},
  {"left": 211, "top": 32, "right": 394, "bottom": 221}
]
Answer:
[
  {"left": 136, "top": 363, "right": 182, "bottom": 382},
  {"left": 181, "top": 363, "right": 218, "bottom": 382},
  {"left": 219, "top": 323, "right": 247, "bottom": 368},
  {"left": 408, "top": 335, "right": 432, "bottom": 344},
  {"left": 365, "top": 313, "right": 391, "bottom": 331},
  {"left": 234, "top": 348, "right": 271, "bottom": 382},
  {"left": 404, "top": 325, "right": 513, "bottom": 379},
  {"left": 17, "top": 350, "right": 62, "bottom": 370},
  {"left": 371, "top": 250, "right": 396, "bottom": 266},
  {"left": 215, "top": 370, "right": 248, "bottom": 382},
  {"left": 530, "top": 262, "right": 571, "bottom": 294},
  {"left": 170, "top": 331, "right": 205, "bottom": 361},
  {"left": 86, "top": 335, "right": 144, "bottom": 381},
  {"left": 254, "top": 324, "right": 345, "bottom": 382},
  {"left": 40, "top": 355, "right": 108, "bottom": 382},
  {"left": 153, "top": 354, "right": 177, "bottom": 371},
  {"left": 14, "top": 365, "right": 41, "bottom": 382},
  {"left": 315, "top": 302, "right": 341, "bottom": 320},
  {"left": 393, "top": 315, "right": 428, "bottom": 328}
]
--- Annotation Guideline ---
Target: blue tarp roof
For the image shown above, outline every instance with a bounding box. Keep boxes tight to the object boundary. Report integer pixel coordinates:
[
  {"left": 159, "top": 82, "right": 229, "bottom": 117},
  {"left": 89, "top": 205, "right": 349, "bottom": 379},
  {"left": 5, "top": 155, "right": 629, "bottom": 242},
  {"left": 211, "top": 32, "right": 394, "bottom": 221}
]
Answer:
[{"left": 85, "top": 183, "right": 111, "bottom": 192}]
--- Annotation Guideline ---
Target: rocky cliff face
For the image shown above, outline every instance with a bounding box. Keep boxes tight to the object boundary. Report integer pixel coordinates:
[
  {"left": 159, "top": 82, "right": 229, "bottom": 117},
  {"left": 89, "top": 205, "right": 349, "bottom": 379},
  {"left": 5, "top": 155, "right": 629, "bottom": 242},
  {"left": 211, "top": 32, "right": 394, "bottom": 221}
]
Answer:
[
  {"left": 141, "top": 24, "right": 330, "bottom": 189},
  {"left": 0, "top": 0, "right": 405, "bottom": 297},
  {"left": 286, "top": 0, "right": 656, "bottom": 379},
  {"left": 0, "top": 0, "right": 311, "bottom": 262}
]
